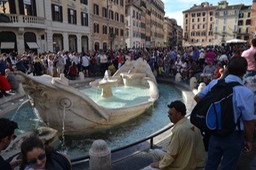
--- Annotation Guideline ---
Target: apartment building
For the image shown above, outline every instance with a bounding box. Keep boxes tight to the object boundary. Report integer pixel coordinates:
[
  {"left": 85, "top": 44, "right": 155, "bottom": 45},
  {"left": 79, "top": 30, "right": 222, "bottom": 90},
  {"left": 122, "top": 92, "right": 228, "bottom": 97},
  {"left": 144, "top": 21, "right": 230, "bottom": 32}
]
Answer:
[
  {"left": 125, "top": 1, "right": 143, "bottom": 48},
  {"left": 176, "top": 25, "right": 183, "bottom": 47},
  {"left": 237, "top": 5, "right": 252, "bottom": 41},
  {"left": 0, "top": 0, "right": 91, "bottom": 54},
  {"left": 164, "top": 17, "right": 181, "bottom": 47},
  {"left": 183, "top": 2, "right": 216, "bottom": 47},
  {"left": 91, "top": 0, "right": 125, "bottom": 51},
  {"left": 214, "top": 1, "right": 242, "bottom": 45},
  {"left": 146, "top": 0, "right": 165, "bottom": 47}
]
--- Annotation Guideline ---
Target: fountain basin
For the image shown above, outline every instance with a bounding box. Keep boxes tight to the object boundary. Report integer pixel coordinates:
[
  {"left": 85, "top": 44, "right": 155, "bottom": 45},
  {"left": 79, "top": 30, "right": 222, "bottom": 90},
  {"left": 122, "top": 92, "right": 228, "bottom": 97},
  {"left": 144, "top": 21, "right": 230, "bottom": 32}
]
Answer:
[
  {"left": 120, "top": 72, "right": 146, "bottom": 86},
  {"left": 15, "top": 58, "right": 159, "bottom": 133}
]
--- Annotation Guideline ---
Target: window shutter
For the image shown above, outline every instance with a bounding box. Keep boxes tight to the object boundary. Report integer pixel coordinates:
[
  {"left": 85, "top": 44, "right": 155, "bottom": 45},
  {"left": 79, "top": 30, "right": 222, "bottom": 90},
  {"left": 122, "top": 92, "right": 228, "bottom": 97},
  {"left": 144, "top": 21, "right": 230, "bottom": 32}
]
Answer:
[
  {"left": 19, "top": 0, "right": 24, "bottom": 15},
  {"left": 51, "top": 4, "right": 55, "bottom": 20},
  {"left": 81, "top": 12, "right": 83, "bottom": 26},
  {"left": 86, "top": 13, "right": 88, "bottom": 26},
  {"left": 9, "top": 0, "right": 16, "bottom": 14},
  {"left": 74, "top": 10, "right": 77, "bottom": 24},
  {"left": 31, "top": 0, "right": 37, "bottom": 16},
  {"left": 60, "top": 6, "right": 63, "bottom": 22},
  {"left": 68, "top": 8, "right": 71, "bottom": 23}
]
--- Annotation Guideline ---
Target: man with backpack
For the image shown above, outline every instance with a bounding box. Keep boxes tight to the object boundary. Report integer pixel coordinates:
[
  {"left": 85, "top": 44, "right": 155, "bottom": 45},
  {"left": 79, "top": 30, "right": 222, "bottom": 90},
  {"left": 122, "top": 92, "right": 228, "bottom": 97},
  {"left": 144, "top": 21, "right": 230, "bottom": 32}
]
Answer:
[{"left": 193, "top": 56, "right": 255, "bottom": 169}]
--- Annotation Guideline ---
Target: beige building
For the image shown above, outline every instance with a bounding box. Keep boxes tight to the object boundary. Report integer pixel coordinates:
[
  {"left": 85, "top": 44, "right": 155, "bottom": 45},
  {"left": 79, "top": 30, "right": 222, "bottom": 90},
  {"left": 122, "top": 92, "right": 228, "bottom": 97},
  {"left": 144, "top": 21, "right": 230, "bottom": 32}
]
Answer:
[
  {"left": 146, "top": 0, "right": 165, "bottom": 47},
  {"left": 237, "top": 5, "right": 252, "bottom": 41},
  {"left": 183, "top": 2, "right": 216, "bottom": 47},
  {"left": 125, "top": 1, "right": 143, "bottom": 48},
  {"left": 164, "top": 17, "right": 182, "bottom": 47},
  {"left": 0, "top": 0, "right": 91, "bottom": 54},
  {"left": 214, "top": 1, "right": 242, "bottom": 45},
  {"left": 91, "top": 0, "right": 125, "bottom": 51}
]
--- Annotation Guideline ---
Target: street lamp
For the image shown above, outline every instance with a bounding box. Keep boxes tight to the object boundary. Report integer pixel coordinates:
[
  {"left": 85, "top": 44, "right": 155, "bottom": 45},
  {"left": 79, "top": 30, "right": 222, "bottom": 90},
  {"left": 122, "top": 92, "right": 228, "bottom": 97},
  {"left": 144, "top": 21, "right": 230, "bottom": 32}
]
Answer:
[{"left": 0, "top": 0, "right": 8, "bottom": 13}]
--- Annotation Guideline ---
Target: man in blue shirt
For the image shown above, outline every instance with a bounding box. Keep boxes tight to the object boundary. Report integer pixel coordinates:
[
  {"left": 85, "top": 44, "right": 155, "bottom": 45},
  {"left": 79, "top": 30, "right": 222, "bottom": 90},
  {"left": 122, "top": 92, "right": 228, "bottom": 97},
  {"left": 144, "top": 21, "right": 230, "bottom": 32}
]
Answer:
[{"left": 194, "top": 56, "right": 255, "bottom": 169}]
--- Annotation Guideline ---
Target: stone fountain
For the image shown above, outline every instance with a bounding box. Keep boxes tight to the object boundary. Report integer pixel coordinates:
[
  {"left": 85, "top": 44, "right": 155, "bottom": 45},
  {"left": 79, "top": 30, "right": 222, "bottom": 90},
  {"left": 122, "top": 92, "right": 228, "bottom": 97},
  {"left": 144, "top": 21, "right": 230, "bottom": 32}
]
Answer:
[
  {"left": 15, "top": 58, "right": 159, "bottom": 133},
  {"left": 98, "top": 71, "right": 118, "bottom": 98}
]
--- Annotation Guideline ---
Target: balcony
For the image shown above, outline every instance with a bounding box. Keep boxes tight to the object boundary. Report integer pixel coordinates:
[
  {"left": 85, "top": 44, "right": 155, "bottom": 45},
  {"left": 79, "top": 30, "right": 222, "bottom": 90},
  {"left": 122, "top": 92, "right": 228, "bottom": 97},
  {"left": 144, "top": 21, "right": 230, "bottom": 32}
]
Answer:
[{"left": 0, "top": 14, "right": 46, "bottom": 29}]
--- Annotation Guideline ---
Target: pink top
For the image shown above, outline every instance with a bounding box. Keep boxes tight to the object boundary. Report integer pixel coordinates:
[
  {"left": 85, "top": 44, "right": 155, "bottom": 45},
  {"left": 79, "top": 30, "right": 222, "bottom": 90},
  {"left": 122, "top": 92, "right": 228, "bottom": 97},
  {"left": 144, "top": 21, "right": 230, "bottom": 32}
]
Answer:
[
  {"left": 205, "top": 51, "right": 215, "bottom": 64},
  {"left": 241, "top": 47, "right": 256, "bottom": 71}
]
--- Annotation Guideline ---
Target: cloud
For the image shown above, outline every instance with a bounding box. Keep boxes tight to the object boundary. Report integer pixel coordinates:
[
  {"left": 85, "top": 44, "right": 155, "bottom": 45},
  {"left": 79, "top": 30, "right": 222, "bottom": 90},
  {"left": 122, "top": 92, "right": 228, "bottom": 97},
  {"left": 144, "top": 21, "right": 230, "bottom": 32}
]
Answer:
[{"left": 165, "top": 11, "right": 183, "bottom": 28}]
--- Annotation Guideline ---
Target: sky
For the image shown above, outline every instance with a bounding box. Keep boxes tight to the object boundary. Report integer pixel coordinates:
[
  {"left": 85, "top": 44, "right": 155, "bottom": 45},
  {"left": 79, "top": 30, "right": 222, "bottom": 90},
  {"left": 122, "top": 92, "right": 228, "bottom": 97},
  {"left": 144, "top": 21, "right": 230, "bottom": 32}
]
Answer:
[{"left": 163, "top": 0, "right": 252, "bottom": 27}]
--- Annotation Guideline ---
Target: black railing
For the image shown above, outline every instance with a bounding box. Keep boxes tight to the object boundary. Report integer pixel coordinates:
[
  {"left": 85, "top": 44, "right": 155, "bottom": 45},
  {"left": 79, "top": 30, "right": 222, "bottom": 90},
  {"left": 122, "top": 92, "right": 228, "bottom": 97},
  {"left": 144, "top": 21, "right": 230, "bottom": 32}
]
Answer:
[{"left": 70, "top": 122, "right": 175, "bottom": 163}]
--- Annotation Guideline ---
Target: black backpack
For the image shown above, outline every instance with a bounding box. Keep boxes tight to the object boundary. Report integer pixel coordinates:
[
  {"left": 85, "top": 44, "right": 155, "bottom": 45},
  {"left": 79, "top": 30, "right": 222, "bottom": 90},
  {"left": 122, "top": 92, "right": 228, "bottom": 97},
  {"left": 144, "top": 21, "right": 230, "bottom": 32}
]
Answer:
[{"left": 190, "top": 79, "right": 242, "bottom": 136}]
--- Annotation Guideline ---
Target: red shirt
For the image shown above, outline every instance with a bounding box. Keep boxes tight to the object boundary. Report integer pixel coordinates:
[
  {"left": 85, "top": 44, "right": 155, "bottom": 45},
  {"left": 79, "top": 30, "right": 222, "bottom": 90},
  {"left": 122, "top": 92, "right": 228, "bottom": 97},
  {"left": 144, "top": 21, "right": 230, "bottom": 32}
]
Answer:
[{"left": 0, "top": 75, "right": 11, "bottom": 91}]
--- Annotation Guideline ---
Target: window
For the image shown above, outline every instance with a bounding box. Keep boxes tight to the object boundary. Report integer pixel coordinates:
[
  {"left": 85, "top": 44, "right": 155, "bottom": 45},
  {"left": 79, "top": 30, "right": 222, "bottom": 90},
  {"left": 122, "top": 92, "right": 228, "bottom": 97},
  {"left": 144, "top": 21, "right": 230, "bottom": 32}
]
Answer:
[
  {"left": 239, "top": 13, "right": 244, "bottom": 18},
  {"left": 52, "top": 4, "right": 63, "bottom": 22},
  {"left": 109, "top": 27, "right": 114, "bottom": 33},
  {"left": 246, "top": 28, "right": 249, "bottom": 33},
  {"left": 103, "top": 25, "right": 108, "bottom": 34},
  {"left": 186, "top": 19, "right": 188, "bottom": 24},
  {"left": 120, "top": 0, "right": 124, "bottom": 6},
  {"left": 248, "top": 12, "right": 251, "bottom": 18},
  {"left": 68, "top": 9, "right": 77, "bottom": 24},
  {"left": 115, "top": 28, "right": 119, "bottom": 36},
  {"left": 209, "top": 11, "right": 213, "bottom": 16},
  {"left": 202, "top": 12, "right": 205, "bottom": 16},
  {"left": 94, "top": 4, "right": 99, "bottom": 15},
  {"left": 132, "top": 10, "right": 135, "bottom": 18},
  {"left": 238, "top": 20, "right": 243, "bottom": 26},
  {"left": 115, "top": 0, "right": 119, "bottom": 5},
  {"left": 81, "top": 12, "right": 88, "bottom": 26},
  {"left": 191, "top": 13, "right": 195, "bottom": 17},
  {"left": 120, "top": 29, "right": 124, "bottom": 36},
  {"left": 197, "top": 13, "right": 201, "bottom": 17},
  {"left": 109, "top": 10, "right": 114, "bottom": 20},
  {"left": 24, "top": 0, "right": 37, "bottom": 16},
  {"left": 115, "top": 12, "right": 119, "bottom": 21},
  {"left": 223, "top": 10, "right": 228, "bottom": 16},
  {"left": 210, "top": 17, "right": 212, "bottom": 21},
  {"left": 80, "top": 0, "right": 88, "bottom": 5},
  {"left": 197, "top": 25, "right": 200, "bottom": 29},
  {"left": 192, "top": 18, "right": 194, "bottom": 22},
  {"left": 197, "top": 18, "right": 200, "bottom": 22},
  {"left": 246, "top": 19, "right": 251, "bottom": 25},
  {"left": 185, "top": 14, "right": 188, "bottom": 18},
  {"left": 223, "top": 26, "right": 226, "bottom": 32},
  {"left": 203, "top": 18, "right": 205, "bottom": 22},
  {"left": 102, "top": 7, "right": 107, "bottom": 18},
  {"left": 120, "top": 14, "right": 124, "bottom": 23},
  {"left": 94, "top": 23, "right": 99, "bottom": 33}
]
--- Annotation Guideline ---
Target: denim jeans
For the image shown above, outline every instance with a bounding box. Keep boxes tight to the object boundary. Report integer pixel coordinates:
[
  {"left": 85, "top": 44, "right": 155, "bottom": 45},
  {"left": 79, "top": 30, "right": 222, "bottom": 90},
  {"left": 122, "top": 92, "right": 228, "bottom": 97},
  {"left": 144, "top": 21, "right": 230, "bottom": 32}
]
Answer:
[{"left": 205, "top": 131, "right": 244, "bottom": 170}]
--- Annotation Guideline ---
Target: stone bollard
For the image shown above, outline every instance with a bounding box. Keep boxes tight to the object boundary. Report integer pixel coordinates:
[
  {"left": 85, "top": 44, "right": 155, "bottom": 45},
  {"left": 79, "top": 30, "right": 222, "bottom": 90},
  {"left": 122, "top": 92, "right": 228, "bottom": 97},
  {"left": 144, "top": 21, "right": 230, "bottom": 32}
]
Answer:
[
  {"left": 79, "top": 72, "right": 85, "bottom": 80},
  {"left": 175, "top": 73, "right": 182, "bottom": 82},
  {"left": 189, "top": 77, "right": 197, "bottom": 89},
  {"left": 89, "top": 139, "right": 111, "bottom": 170}
]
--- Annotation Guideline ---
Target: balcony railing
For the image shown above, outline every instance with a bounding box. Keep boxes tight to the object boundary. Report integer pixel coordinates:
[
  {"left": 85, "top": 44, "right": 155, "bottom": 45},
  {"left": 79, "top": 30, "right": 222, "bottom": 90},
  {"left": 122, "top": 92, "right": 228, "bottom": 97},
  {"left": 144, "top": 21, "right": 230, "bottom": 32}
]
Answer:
[
  {"left": 9, "top": 14, "right": 45, "bottom": 24},
  {"left": 1, "top": 14, "right": 45, "bottom": 28}
]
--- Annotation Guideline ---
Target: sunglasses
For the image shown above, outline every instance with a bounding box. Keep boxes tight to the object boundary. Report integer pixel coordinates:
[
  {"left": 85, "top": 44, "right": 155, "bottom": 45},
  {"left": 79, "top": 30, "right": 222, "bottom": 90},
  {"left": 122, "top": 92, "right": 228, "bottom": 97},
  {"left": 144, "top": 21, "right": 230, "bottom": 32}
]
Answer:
[{"left": 28, "top": 153, "right": 46, "bottom": 165}]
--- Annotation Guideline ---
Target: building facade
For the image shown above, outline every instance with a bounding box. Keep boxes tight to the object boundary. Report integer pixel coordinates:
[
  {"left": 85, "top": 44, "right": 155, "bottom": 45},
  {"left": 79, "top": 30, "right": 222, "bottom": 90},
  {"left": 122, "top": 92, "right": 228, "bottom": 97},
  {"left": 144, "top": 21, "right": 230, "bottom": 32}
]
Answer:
[
  {"left": 125, "top": 1, "right": 143, "bottom": 48},
  {"left": 0, "top": 0, "right": 91, "bottom": 54},
  {"left": 237, "top": 5, "right": 252, "bottom": 41},
  {"left": 250, "top": 0, "right": 256, "bottom": 41},
  {"left": 91, "top": 0, "right": 125, "bottom": 51},
  {"left": 183, "top": 2, "right": 216, "bottom": 47},
  {"left": 214, "top": 1, "right": 241, "bottom": 45}
]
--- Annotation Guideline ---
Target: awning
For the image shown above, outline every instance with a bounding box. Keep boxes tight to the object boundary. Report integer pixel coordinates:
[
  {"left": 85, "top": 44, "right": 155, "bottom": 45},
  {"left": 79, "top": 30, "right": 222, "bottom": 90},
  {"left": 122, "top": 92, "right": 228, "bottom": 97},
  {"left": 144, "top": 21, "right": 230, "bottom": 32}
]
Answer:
[
  {"left": 26, "top": 42, "right": 39, "bottom": 49},
  {"left": 0, "top": 42, "right": 15, "bottom": 49}
]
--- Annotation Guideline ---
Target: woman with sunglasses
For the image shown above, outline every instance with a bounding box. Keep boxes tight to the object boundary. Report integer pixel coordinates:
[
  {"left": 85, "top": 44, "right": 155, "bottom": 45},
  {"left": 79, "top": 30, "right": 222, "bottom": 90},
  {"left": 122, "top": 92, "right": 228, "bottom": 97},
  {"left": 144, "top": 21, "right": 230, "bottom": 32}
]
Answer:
[{"left": 19, "top": 136, "right": 71, "bottom": 170}]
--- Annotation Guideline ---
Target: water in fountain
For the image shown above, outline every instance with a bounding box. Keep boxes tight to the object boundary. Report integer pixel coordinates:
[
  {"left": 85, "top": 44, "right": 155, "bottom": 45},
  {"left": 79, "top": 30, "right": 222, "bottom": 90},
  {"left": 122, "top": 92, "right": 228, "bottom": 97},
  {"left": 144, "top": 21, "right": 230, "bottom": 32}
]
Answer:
[
  {"left": 61, "top": 105, "right": 67, "bottom": 154},
  {"left": 11, "top": 99, "right": 30, "bottom": 120}
]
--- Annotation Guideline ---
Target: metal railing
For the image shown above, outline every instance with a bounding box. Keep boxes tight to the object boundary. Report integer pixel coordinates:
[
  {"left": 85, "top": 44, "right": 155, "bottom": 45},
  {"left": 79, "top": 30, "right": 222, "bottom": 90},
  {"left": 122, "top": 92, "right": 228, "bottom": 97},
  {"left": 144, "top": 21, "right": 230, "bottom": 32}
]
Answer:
[{"left": 71, "top": 122, "right": 174, "bottom": 163}]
